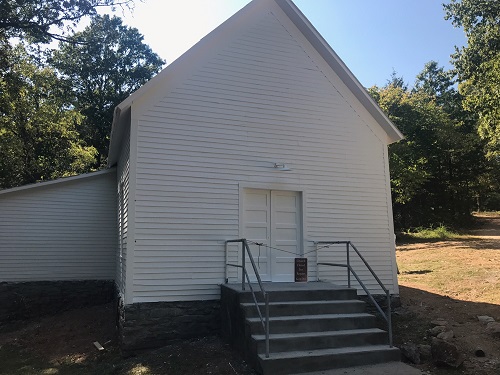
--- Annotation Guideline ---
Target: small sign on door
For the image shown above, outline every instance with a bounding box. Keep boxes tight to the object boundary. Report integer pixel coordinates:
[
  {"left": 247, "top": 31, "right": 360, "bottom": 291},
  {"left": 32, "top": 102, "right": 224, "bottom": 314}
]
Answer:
[{"left": 294, "top": 258, "right": 307, "bottom": 282}]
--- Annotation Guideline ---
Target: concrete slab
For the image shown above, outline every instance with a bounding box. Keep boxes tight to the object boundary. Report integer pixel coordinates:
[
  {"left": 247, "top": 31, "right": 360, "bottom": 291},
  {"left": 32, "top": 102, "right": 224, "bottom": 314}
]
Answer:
[
  {"left": 224, "top": 281, "right": 350, "bottom": 293},
  {"left": 294, "top": 362, "right": 423, "bottom": 375}
]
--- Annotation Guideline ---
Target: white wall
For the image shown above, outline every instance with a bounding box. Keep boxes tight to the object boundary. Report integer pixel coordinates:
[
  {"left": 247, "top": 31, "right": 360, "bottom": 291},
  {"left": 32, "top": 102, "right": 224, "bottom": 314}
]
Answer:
[
  {"left": 0, "top": 170, "right": 117, "bottom": 281},
  {"left": 127, "top": 2, "right": 398, "bottom": 303}
]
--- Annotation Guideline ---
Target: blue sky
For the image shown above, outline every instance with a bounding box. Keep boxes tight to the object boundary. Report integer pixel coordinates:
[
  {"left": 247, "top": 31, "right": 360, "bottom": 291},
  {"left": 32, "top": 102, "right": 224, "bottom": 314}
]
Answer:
[{"left": 115, "top": 0, "right": 466, "bottom": 88}]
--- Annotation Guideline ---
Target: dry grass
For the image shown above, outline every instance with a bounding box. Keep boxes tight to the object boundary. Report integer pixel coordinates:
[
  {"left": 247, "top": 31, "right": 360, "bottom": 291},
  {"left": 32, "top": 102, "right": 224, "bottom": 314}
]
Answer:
[
  {"left": 397, "top": 239, "right": 500, "bottom": 304},
  {"left": 397, "top": 214, "right": 500, "bottom": 305},
  {"left": 395, "top": 213, "right": 500, "bottom": 374}
]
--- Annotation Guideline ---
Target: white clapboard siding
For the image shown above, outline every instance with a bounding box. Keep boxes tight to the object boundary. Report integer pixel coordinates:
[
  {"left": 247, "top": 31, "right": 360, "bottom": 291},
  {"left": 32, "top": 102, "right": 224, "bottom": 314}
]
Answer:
[
  {"left": 128, "top": 4, "right": 398, "bottom": 303},
  {"left": 0, "top": 170, "right": 117, "bottom": 281},
  {"left": 116, "top": 124, "right": 131, "bottom": 296}
]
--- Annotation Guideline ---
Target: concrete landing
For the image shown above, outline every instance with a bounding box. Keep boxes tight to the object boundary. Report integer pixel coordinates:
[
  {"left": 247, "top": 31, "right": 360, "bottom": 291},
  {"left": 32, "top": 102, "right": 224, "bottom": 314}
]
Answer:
[{"left": 224, "top": 281, "right": 350, "bottom": 292}]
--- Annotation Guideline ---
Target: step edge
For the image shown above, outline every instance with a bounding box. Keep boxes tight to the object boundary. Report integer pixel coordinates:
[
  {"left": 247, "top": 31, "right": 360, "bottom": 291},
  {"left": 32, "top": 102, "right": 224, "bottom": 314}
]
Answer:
[
  {"left": 251, "top": 328, "right": 386, "bottom": 341},
  {"left": 246, "top": 312, "right": 375, "bottom": 323},
  {"left": 240, "top": 300, "right": 365, "bottom": 307},
  {"left": 257, "top": 345, "right": 400, "bottom": 360}
]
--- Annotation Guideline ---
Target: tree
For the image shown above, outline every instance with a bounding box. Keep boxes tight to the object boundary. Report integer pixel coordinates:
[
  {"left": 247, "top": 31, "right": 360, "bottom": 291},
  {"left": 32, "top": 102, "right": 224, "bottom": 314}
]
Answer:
[
  {"left": 371, "top": 84, "right": 444, "bottom": 228},
  {"left": 0, "top": 0, "right": 135, "bottom": 43},
  {"left": 414, "top": 61, "right": 461, "bottom": 115},
  {"left": 444, "top": 0, "right": 500, "bottom": 155},
  {"left": 370, "top": 65, "right": 491, "bottom": 230},
  {"left": 0, "top": 44, "right": 97, "bottom": 189},
  {"left": 51, "top": 15, "right": 164, "bottom": 166}
]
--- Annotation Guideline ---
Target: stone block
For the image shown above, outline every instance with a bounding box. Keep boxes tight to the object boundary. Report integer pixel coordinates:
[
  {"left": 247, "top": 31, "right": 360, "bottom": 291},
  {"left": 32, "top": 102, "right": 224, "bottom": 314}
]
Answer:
[{"left": 118, "top": 299, "right": 221, "bottom": 352}]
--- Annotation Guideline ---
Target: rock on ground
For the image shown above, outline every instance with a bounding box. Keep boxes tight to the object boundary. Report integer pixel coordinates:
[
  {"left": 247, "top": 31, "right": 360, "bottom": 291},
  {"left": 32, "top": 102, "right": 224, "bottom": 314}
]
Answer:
[{"left": 431, "top": 337, "right": 464, "bottom": 368}]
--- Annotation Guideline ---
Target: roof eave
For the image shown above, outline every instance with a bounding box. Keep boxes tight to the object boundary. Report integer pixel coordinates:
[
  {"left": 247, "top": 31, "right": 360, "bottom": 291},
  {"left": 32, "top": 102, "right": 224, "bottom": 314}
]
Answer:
[
  {"left": 0, "top": 168, "right": 116, "bottom": 196},
  {"left": 275, "top": 0, "right": 404, "bottom": 143}
]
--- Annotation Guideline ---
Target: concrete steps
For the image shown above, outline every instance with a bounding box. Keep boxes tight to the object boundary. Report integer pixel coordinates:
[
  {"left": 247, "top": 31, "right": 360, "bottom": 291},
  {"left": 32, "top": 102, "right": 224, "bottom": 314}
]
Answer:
[
  {"left": 220, "top": 282, "right": 399, "bottom": 375},
  {"left": 241, "top": 300, "right": 367, "bottom": 317},
  {"left": 259, "top": 345, "right": 401, "bottom": 375},
  {"left": 252, "top": 328, "right": 388, "bottom": 352},
  {"left": 247, "top": 313, "right": 377, "bottom": 334}
]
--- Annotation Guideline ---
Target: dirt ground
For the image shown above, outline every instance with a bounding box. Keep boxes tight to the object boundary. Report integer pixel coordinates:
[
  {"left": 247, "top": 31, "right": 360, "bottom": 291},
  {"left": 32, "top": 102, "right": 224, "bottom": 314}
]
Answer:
[
  {"left": 0, "top": 214, "right": 499, "bottom": 374},
  {"left": 395, "top": 212, "right": 500, "bottom": 374},
  {"left": 0, "top": 302, "right": 256, "bottom": 375}
]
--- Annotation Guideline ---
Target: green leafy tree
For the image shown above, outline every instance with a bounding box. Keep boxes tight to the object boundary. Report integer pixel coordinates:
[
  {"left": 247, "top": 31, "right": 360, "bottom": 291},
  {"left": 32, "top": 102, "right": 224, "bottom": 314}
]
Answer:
[
  {"left": 0, "top": 44, "right": 97, "bottom": 189},
  {"left": 414, "top": 61, "right": 500, "bottom": 213},
  {"left": 371, "top": 65, "right": 491, "bottom": 229},
  {"left": 414, "top": 61, "right": 462, "bottom": 116},
  {"left": 371, "top": 84, "right": 444, "bottom": 228},
  {"left": 0, "top": 0, "right": 135, "bottom": 43},
  {"left": 444, "top": 0, "right": 500, "bottom": 155},
  {"left": 51, "top": 15, "right": 164, "bottom": 166}
]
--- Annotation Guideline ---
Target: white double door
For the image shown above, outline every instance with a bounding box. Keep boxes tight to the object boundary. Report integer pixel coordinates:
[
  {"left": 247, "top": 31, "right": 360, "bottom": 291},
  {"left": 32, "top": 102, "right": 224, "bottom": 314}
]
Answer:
[{"left": 243, "top": 189, "right": 302, "bottom": 282}]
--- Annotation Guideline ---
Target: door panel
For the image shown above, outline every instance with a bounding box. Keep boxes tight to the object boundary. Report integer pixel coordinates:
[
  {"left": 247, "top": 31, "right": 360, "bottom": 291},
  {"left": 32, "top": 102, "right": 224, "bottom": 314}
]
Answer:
[
  {"left": 243, "top": 189, "right": 302, "bottom": 282},
  {"left": 243, "top": 189, "right": 271, "bottom": 281},
  {"left": 271, "top": 190, "right": 301, "bottom": 281}
]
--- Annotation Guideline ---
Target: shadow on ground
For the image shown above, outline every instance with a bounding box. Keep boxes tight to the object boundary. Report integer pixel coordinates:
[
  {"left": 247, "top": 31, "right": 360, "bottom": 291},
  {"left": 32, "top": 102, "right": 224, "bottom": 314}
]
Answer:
[
  {"left": 0, "top": 303, "right": 256, "bottom": 375},
  {"left": 397, "top": 238, "right": 500, "bottom": 251}
]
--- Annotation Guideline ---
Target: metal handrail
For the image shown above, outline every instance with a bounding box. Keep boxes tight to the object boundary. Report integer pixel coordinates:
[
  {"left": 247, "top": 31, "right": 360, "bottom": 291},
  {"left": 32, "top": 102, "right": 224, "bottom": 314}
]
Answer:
[
  {"left": 225, "top": 239, "right": 270, "bottom": 358},
  {"left": 316, "top": 241, "right": 393, "bottom": 347}
]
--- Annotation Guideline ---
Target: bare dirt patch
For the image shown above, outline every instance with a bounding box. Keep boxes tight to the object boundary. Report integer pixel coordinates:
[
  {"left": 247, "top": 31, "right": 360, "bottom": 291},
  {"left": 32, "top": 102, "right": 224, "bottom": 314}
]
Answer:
[
  {"left": 396, "top": 213, "right": 500, "bottom": 374},
  {"left": 0, "top": 303, "right": 256, "bottom": 375}
]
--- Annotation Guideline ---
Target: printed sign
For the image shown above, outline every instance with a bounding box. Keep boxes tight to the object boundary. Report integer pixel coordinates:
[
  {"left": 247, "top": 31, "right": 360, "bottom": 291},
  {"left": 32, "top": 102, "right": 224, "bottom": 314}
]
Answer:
[{"left": 294, "top": 258, "right": 307, "bottom": 282}]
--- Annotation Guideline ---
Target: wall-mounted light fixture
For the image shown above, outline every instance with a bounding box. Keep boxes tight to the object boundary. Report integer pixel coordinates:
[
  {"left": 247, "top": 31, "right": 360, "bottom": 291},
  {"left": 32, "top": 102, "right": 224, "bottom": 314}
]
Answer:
[{"left": 273, "top": 162, "right": 291, "bottom": 171}]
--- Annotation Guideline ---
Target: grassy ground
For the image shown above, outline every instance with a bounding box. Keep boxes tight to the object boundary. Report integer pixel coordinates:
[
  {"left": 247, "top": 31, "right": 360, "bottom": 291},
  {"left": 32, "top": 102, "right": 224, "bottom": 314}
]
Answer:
[{"left": 397, "top": 225, "right": 467, "bottom": 242}]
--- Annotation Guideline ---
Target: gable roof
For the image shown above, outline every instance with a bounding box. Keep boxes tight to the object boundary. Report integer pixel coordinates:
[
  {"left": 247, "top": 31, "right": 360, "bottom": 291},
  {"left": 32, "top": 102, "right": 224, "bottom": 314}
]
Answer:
[{"left": 107, "top": 0, "right": 403, "bottom": 166}]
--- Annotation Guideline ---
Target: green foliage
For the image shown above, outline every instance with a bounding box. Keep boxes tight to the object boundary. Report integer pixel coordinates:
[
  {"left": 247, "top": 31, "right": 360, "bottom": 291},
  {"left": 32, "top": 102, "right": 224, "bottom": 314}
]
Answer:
[
  {"left": 51, "top": 15, "right": 165, "bottom": 166},
  {"left": 0, "top": 1, "right": 164, "bottom": 188},
  {"left": 461, "top": 54, "right": 500, "bottom": 156},
  {"left": 401, "top": 225, "right": 463, "bottom": 241},
  {"left": 0, "top": 44, "right": 97, "bottom": 189},
  {"left": 370, "top": 63, "right": 493, "bottom": 230},
  {"left": 444, "top": 0, "right": 500, "bottom": 156},
  {"left": 371, "top": 85, "right": 433, "bottom": 206},
  {"left": 0, "top": 0, "right": 134, "bottom": 43}
]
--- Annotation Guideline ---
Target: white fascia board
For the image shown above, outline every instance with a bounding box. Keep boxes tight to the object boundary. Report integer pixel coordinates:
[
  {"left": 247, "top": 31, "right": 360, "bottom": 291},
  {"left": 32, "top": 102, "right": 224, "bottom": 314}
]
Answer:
[
  {"left": 275, "top": 0, "right": 404, "bottom": 144},
  {"left": 0, "top": 168, "right": 116, "bottom": 196}
]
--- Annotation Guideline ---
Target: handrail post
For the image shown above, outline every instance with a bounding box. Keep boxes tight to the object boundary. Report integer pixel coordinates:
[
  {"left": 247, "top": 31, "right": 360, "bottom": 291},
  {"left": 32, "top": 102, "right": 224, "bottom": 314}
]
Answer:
[
  {"left": 225, "top": 241, "right": 229, "bottom": 283},
  {"left": 241, "top": 241, "right": 246, "bottom": 291},
  {"left": 317, "top": 239, "right": 394, "bottom": 351},
  {"left": 226, "top": 238, "right": 270, "bottom": 356},
  {"left": 387, "top": 290, "right": 393, "bottom": 347},
  {"left": 346, "top": 242, "right": 351, "bottom": 288},
  {"left": 265, "top": 292, "right": 270, "bottom": 358}
]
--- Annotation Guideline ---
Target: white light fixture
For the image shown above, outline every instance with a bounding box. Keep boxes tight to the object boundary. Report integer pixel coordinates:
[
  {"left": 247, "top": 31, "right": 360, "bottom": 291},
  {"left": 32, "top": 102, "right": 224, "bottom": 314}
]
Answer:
[{"left": 273, "top": 162, "right": 291, "bottom": 171}]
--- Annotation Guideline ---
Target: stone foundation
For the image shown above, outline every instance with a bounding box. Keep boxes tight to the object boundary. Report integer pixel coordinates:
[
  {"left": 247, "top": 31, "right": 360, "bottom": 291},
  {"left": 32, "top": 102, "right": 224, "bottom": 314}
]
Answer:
[
  {"left": 119, "top": 299, "right": 221, "bottom": 352},
  {"left": 0, "top": 280, "right": 115, "bottom": 323}
]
